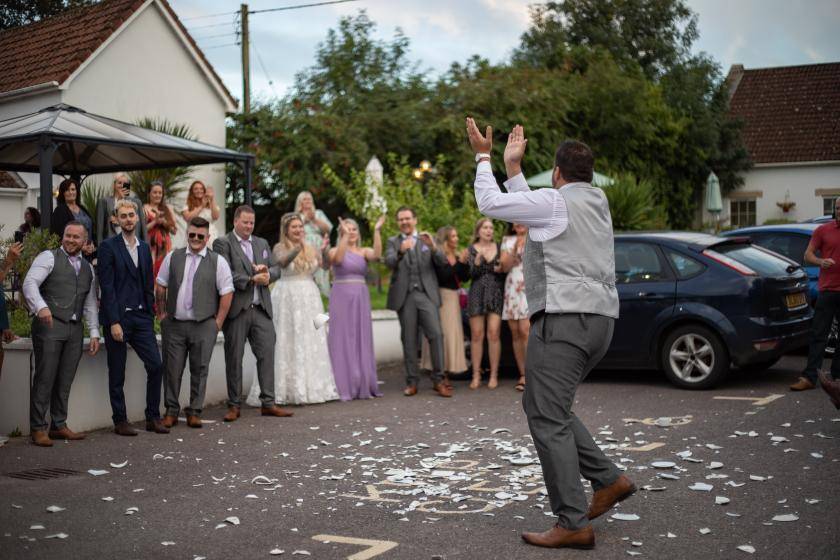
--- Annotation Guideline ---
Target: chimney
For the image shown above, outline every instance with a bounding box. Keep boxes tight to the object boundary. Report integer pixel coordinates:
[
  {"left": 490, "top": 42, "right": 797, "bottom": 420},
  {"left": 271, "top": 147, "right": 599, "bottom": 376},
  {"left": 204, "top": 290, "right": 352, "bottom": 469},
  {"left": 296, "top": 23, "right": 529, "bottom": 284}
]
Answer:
[{"left": 724, "top": 64, "right": 745, "bottom": 103}]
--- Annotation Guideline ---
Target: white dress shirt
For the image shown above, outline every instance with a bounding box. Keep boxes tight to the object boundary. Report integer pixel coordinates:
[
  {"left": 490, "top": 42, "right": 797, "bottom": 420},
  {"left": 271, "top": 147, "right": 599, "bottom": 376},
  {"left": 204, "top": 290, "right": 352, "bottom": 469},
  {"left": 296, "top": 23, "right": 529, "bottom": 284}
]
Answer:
[
  {"left": 123, "top": 233, "right": 139, "bottom": 267},
  {"left": 473, "top": 160, "right": 570, "bottom": 242},
  {"left": 22, "top": 249, "right": 101, "bottom": 338},
  {"left": 156, "top": 247, "right": 235, "bottom": 321}
]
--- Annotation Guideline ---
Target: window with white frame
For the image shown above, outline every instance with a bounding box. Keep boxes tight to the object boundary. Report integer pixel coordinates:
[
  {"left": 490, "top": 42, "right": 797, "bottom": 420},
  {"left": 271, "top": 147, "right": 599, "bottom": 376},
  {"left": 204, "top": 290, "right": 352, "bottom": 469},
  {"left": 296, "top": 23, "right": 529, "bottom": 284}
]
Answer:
[
  {"left": 823, "top": 196, "right": 838, "bottom": 217},
  {"left": 730, "top": 199, "right": 756, "bottom": 227}
]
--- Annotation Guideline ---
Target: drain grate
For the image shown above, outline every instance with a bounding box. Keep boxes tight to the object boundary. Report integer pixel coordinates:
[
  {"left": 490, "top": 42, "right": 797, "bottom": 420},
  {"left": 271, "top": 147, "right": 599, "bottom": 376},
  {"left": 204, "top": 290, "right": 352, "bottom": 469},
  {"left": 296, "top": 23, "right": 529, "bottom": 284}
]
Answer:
[{"left": 6, "top": 468, "right": 81, "bottom": 481}]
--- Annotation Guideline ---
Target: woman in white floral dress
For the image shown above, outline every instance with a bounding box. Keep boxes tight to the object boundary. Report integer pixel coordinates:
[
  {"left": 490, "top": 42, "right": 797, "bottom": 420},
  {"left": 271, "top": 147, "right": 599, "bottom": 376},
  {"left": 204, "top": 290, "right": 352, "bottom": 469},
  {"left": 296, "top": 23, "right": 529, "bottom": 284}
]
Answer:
[{"left": 500, "top": 223, "right": 529, "bottom": 391}]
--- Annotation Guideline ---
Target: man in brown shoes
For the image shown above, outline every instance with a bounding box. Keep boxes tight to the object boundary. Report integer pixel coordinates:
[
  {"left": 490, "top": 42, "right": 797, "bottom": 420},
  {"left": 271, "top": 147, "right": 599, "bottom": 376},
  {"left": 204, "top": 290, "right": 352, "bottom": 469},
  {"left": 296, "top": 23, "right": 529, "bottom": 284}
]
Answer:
[
  {"left": 468, "top": 122, "right": 634, "bottom": 548},
  {"left": 23, "top": 222, "right": 101, "bottom": 447}
]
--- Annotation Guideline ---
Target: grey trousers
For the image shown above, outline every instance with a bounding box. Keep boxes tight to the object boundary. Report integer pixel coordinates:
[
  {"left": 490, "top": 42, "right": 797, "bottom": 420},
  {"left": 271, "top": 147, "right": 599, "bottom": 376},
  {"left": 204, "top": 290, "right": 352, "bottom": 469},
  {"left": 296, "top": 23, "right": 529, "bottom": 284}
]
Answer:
[
  {"left": 398, "top": 289, "right": 444, "bottom": 386},
  {"left": 162, "top": 317, "right": 218, "bottom": 416},
  {"left": 222, "top": 305, "right": 276, "bottom": 407},
  {"left": 30, "top": 318, "right": 84, "bottom": 432},
  {"left": 523, "top": 312, "right": 622, "bottom": 530}
]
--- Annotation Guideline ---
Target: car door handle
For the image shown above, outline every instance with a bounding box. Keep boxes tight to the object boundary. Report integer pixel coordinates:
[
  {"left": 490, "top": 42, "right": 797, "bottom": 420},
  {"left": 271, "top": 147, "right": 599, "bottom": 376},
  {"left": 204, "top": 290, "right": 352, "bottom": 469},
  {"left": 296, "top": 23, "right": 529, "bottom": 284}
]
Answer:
[{"left": 637, "top": 292, "right": 667, "bottom": 299}]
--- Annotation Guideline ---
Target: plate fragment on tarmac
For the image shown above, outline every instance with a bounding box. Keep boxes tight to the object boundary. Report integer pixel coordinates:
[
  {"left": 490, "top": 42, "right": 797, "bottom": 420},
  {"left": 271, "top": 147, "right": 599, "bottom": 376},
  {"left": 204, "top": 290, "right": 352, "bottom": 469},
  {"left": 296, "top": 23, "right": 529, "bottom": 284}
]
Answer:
[
  {"left": 45, "top": 533, "right": 68, "bottom": 539},
  {"left": 738, "top": 545, "right": 756, "bottom": 554},
  {"left": 651, "top": 461, "right": 676, "bottom": 468},
  {"left": 88, "top": 469, "right": 109, "bottom": 476},
  {"left": 46, "top": 506, "right": 65, "bottom": 513},
  {"left": 109, "top": 461, "right": 128, "bottom": 469},
  {"left": 611, "top": 513, "right": 640, "bottom": 521},
  {"left": 270, "top": 550, "right": 284, "bottom": 555},
  {"left": 224, "top": 516, "right": 240, "bottom": 525},
  {"left": 771, "top": 514, "right": 799, "bottom": 522},
  {"left": 707, "top": 462, "right": 724, "bottom": 469},
  {"left": 689, "top": 483, "right": 713, "bottom": 491},
  {"left": 715, "top": 496, "right": 730, "bottom": 505},
  {"left": 699, "top": 528, "right": 711, "bottom": 535}
]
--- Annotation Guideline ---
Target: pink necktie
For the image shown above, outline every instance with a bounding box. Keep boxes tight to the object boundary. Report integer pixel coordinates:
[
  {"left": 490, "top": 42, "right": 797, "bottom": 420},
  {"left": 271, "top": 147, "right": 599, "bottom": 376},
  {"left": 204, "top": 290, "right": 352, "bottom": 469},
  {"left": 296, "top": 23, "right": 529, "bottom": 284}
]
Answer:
[
  {"left": 69, "top": 255, "right": 81, "bottom": 275},
  {"left": 240, "top": 238, "right": 254, "bottom": 263},
  {"left": 183, "top": 254, "right": 198, "bottom": 310}
]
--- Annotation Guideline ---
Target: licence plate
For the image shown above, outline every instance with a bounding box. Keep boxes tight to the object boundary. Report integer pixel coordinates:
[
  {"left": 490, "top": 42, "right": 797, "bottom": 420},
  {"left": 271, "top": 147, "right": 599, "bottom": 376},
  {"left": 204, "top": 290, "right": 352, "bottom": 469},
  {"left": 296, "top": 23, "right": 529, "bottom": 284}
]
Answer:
[{"left": 785, "top": 292, "right": 807, "bottom": 309}]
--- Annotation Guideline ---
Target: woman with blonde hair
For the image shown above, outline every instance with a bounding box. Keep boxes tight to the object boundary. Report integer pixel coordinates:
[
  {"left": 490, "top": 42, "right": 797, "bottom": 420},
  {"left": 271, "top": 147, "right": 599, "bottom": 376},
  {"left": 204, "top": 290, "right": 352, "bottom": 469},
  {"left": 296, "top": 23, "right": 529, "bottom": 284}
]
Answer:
[
  {"left": 466, "top": 217, "right": 505, "bottom": 389},
  {"left": 500, "top": 223, "right": 529, "bottom": 391},
  {"left": 421, "top": 226, "right": 469, "bottom": 381},
  {"left": 295, "top": 190, "right": 333, "bottom": 296},
  {"left": 180, "top": 180, "right": 219, "bottom": 245},
  {"left": 245, "top": 213, "right": 338, "bottom": 406},
  {"left": 327, "top": 215, "right": 385, "bottom": 400}
]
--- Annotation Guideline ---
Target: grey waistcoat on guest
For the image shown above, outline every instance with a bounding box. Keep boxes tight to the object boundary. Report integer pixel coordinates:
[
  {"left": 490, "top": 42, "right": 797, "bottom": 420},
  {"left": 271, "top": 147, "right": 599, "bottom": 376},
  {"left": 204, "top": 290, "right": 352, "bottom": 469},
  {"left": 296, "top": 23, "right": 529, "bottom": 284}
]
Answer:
[
  {"left": 166, "top": 248, "right": 219, "bottom": 322},
  {"left": 40, "top": 248, "right": 93, "bottom": 322},
  {"left": 523, "top": 183, "right": 619, "bottom": 319}
]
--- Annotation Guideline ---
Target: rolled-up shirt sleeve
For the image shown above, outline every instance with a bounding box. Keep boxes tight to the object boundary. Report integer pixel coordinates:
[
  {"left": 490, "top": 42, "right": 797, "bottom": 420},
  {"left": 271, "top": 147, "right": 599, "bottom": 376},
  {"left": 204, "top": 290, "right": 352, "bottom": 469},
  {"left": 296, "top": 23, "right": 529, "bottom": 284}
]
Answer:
[
  {"left": 22, "top": 251, "right": 54, "bottom": 314},
  {"left": 473, "top": 161, "right": 568, "bottom": 241},
  {"left": 216, "top": 256, "right": 235, "bottom": 295},
  {"left": 156, "top": 251, "right": 173, "bottom": 287},
  {"left": 84, "top": 267, "right": 100, "bottom": 339}
]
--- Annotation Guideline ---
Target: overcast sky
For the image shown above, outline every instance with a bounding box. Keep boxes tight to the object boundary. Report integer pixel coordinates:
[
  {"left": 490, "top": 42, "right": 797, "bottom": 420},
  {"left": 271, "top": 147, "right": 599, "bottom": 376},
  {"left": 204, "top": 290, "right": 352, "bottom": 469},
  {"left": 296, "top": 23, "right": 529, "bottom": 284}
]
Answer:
[{"left": 169, "top": 0, "right": 840, "bottom": 105}]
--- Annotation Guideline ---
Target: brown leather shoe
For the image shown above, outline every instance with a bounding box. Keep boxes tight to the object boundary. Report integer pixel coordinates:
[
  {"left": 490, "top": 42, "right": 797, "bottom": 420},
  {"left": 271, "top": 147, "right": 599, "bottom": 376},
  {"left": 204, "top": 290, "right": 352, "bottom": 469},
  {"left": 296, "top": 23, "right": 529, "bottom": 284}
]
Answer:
[
  {"left": 433, "top": 382, "right": 453, "bottom": 398},
  {"left": 790, "top": 377, "right": 816, "bottom": 391},
  {"left": 48, "top": 426, "right": 85, "bottom": 440},
  {"left": 261, "top": 405, "right": 293, "bottom": 418},
  {"left": 522, "top": 524, "right": 595, "bottom": 549},
  {"left": 161, "top": 415, "right": 179, "bottom": 428},
  {"left": 186, "top": 415, "right": 203, "bottom": 428},
  {"left": 146, "top": 419, "right": 171, "bottom": 434},
  {"left": 222, "top": 406, "right": 241, "bottom": 422},
  {"left": 587, "top": 475, "right": 637, "bottom": 520},
  {"left": 818, "top": 370, "right": 840, "bottom": 409},
  {"left": 114, "top": 422, "right": 138, "bottom": 437},
  {"left": 31, "top": 430, "right": 53, "bottom": 447},
  {"left": 403, "top": 385, "right": 418, "bottom": 396}
]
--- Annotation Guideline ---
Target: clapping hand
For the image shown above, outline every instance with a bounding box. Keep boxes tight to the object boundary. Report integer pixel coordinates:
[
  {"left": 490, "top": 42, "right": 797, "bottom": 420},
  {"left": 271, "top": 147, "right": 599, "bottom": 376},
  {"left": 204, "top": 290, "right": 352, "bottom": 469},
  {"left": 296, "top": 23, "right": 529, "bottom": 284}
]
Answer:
[
  {"left": 321, "top": 234, "right": 330, "bottom": 251},
  {"left": 419, "top": 232, "right": 435, "bottom": 249},
  {"left": 374, "top": 215, "right": 386, "bottom": 231},
  {"left": 503, "top": 124, "right": 527, "bottom": 170},
  {"left": 458, "top": 247, "right": 470, "bottom": 264},
  {"left": 400, "top": 237, "right": 415, "bottom": 253},
  {"left": 253, "top": 264, "right": 268, "bottom": 274},
  {"left": 466, "top": 117, "right": 492, "bottom": 154},
  {"left": 7, "top": 242, "right": 22, "bottom": 265}
]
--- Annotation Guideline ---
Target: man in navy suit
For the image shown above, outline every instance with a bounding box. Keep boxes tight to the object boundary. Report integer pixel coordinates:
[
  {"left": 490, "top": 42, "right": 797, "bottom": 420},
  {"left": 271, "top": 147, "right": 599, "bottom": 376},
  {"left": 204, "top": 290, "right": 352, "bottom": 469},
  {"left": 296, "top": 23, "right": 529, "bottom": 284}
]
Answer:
[{"left": 98, "top": 199, "right": 168, "bottom": 436}]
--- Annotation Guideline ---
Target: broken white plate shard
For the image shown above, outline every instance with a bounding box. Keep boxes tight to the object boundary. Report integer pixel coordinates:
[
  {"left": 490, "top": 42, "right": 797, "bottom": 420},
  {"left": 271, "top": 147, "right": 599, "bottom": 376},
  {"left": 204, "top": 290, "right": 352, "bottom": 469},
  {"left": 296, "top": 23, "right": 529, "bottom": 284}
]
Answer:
[
  {"left": 211, "top": 476, "right": 226, "bottom": 482},
  {"left": 251, "top": 475, "right": 277, "bottom": 485},
  {"left": 292, "top": 551, "right": 311, "bottom": 556},
  {"left": 749, "top": 475, "right": 766, "bottom": 482},
  {"left": 374, "top": 427, "right": 388, "bottom": 432},
  {"left": 627, "top": 552, "right": 642, "bottom": 557},
  {"left": 715, "top": 496, "right": 731, "bottom": 505},
  {"left": 46, "top": 505, "right": 65, "bottom": 513},
  {"left": 495, "top": 492, "right": 514, "bottom": 500},
  {"left": 30, "top": 525, "right": 45, "bottom": 530},
  {"left": 771, "top": 514, "right": 799, "bottom": 522},
  {"left": 101, "top": 497, "right": 114, "bottom": 502},
  {"left": 270, "top": 550, "right": 285, "bottom": 556},
  {"left": 676, "top": 450, "right": 692, "bottom": 459},
  {"left": 810, "top": 452, "right": 823, "bottom": 459},
  {"left": 642, "top": 485, "right": 667, "bottom": 491},
  {"left": 611, "top": 513, "right": 640, "bottom": 521},
  {"left": 651, "top": 461, "right": 676, "bottom": 469},
  {"left": 225, "top": 516, "right": 240, "bottom": 525},
  {"left": 45, "top": 533, "right": 68, "bottom": 539},
  {"left": 737, "top": 545, "right": 756, "bottom": 554},
  {"left": 658, "top": 473, "right": 680, "bottom": 480},
  {"left": 770, "top": 436, "right": 789, "bottom": 443},
  {"left": 125, "top": 507, "right": 139, "bottom": 515},
  {"left": 805, "top": 499, "right": 820, "bottom": 505},
  {"left": 707, "top": 462, "right": 724, "bottom": 470},
  {"left": 726, "top": 481, "right": 745, "bottom": 488},
  {"left": 87, "top": 469, "right": 109, "bottom": 476},
  {"left": 684, "top": 457, "right": 703, "bottom": 463},
  {"left": 726, "top": 512, "right": 742, "bottom": 518},
  {"left": 245, "top": 494, "right": 259, "bottom": 499},
  {"left": 492, "top": 428, "right": 511, "bottom": 434},
  {"left": 161, "top": 541, "right": 175, "bottom": 546},
  {"left": 689, "top": 483, "right": 713, "bottom": 492},
  {"left": 109, "top": 460, "right": 128, "bottom": 469},
  {"left": 631, "top": 541, "right": 643, "bottom": 547},
  {"left": 215, "top": 524, "right": 227, "bottom": 530},
  {"left": 667, "top": 532, "right": 677, "bottom": 538},
  {"left": 706, "top": 444, "right": 723, "bottom": 450},
  {"left": 699, "top": 528, "right": 711, "bottom": 535}
]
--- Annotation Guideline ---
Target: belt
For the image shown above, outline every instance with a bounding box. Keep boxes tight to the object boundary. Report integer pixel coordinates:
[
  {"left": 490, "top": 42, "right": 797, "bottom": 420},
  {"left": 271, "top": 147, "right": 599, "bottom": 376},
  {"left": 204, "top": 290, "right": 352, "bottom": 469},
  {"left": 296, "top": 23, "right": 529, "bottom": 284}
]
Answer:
[{"left": 333, "top": 278, "right": 366, "bottom": 285}]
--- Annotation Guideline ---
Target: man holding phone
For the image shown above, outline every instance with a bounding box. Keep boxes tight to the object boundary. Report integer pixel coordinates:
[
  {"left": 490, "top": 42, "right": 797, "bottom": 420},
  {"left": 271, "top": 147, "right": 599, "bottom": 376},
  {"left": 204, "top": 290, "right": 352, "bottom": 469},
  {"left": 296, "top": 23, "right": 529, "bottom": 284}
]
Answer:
[{"left": 95, "top": 172, "right": 147, "bottom": 244}]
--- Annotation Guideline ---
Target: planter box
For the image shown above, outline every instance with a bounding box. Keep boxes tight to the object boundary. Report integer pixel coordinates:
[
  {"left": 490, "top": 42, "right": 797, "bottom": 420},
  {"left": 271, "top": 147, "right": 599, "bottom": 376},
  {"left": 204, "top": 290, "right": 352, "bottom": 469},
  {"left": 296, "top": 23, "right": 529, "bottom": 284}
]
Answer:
[{"left": 0, "top": 312, "right": 403, "bottom": 437}]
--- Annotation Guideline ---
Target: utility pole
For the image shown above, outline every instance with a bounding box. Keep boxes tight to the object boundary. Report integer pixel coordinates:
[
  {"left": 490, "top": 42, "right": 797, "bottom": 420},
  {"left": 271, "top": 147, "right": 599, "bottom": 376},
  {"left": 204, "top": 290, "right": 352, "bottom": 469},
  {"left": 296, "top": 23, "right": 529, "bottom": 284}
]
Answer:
[{"left": 240, "top": 3, "right": 250, "bottom": 114}]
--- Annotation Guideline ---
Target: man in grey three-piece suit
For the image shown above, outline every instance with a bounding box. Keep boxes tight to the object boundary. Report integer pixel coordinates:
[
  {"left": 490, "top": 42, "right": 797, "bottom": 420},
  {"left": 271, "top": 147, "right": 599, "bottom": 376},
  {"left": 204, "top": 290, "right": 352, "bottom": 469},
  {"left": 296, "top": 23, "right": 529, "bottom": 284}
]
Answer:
[
  {"left": 22, "top": 221, "right": 101, "bottom": 447},
  {"left": 212, "top": 205, "right": 293, "bottom": 421},
  {"left": 467, "top": 119, "right": 635, "bottom": 550},
  {"left": 384, "top": 207, "right": 452, "bottom": 398},
  {"left": 95, "top": 173, "right": 147, "bottom": 244}
]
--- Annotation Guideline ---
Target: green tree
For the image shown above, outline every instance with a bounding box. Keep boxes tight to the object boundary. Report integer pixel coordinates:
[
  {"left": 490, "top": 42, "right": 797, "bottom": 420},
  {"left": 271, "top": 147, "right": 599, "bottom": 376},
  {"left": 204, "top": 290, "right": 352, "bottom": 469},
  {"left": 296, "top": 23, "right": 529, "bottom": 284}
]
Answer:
[
  {"left": 0, "top": 0, "right": 94, "bottom": 30},
  {"left": 602, "top": 173, "right": 668, "bottom": 231}
]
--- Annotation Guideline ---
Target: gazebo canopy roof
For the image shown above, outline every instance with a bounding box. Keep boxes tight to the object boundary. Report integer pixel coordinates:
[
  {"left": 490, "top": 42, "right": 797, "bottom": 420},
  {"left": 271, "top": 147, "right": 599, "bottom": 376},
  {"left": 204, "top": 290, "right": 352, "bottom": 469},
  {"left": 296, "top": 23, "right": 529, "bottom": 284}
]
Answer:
[
  {"left": 527, "top": 168, "right": 614, "bottom": 188},
  {"left": 0, "top": 103, "right": 251, "bottom": 175}
]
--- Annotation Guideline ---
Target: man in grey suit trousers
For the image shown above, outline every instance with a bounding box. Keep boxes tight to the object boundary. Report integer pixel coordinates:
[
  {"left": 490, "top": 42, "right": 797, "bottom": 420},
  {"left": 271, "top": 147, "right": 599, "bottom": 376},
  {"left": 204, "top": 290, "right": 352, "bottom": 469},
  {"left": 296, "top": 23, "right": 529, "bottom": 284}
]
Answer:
[
  {"left": 467, "top": 119, "right": 635, "bottom": 550},
  {"left": 22, "top": 222, "right": 101, "bottom": 447},
  {"left": 384, "top": 206, "right": 452, "bottom": 398},
  {"left": 95, "top": 173, "right": 147, "bottom": 244},
  {"left": 212, "top": 205, "right": 293, "bottom": 421},
  {"left": 156, "top": 217, "right": 234, "bottom": 429}
]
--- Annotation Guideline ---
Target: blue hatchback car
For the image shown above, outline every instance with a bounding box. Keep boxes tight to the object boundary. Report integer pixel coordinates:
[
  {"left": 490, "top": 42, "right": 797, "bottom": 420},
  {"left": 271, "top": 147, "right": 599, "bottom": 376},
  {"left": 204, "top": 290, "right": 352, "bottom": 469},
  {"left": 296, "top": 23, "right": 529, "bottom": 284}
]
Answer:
[{"left": 598, "top": 232, "right": 813, "bottom": 389}]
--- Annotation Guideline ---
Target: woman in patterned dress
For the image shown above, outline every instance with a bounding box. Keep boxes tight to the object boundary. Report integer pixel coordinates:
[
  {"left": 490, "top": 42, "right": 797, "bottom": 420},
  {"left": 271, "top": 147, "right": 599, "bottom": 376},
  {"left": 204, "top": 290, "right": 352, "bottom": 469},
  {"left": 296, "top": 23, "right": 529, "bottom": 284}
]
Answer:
[
  {"left": 501, "top": 223, "right": 529, "bottom": 391},
  {"left": 295, "top": 191, "right": 333, "bottom": 296},
  {"left": 144, "top": 181, "right": 177, "bottom": 278},
  {"left": 466, "top": 217, "right": 505, "bottom": 389}
]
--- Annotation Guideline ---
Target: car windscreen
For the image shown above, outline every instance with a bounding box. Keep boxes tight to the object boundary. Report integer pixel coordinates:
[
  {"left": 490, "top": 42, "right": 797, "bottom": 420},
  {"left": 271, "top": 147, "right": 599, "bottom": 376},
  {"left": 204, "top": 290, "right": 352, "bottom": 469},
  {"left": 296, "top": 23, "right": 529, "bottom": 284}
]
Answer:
[{"left": 713, "top": 243, "right": 794, "bottom": 275}]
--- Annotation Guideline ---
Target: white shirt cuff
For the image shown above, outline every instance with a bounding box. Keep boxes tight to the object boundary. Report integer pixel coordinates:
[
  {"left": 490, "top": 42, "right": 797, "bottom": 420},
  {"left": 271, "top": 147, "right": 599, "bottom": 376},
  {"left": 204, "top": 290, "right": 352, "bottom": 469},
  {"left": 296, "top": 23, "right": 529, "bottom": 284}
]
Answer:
[
  {"left": 476, "top": 160, "right": 492, "bottom": 173},
  {"left": 503, "top": 173, "right": 529, "bottom": 192}
]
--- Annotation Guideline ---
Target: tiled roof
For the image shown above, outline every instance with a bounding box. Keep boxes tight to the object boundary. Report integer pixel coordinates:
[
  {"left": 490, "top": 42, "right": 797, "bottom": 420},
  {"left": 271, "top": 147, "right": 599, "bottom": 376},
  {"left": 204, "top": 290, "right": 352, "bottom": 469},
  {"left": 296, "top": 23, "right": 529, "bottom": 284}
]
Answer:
[
  {"left": 727, "top": 62, "right": 840, "bottom": 164},
  {"left": 0, "top": 171, "right": 24, "bottom": 189},
  {"left": 0, "top": 0, "right": 235, "bottom": 107}
]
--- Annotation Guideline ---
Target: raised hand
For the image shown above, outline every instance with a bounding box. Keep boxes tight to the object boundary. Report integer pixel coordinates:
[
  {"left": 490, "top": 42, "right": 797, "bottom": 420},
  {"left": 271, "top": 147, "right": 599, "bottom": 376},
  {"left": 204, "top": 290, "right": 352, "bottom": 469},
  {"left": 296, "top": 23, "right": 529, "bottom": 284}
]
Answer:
[
  {"left": 374, "top": 215, "right": 386, "bottom": 231},
  {"left": 419, "top": 232, "right": 435, "bottom": 249},
  {"left": 466, "top": 117, "right": 492, "bottom": 154},
  {"left": 503, "top": 124, "right": 527, "bottom": 177}
]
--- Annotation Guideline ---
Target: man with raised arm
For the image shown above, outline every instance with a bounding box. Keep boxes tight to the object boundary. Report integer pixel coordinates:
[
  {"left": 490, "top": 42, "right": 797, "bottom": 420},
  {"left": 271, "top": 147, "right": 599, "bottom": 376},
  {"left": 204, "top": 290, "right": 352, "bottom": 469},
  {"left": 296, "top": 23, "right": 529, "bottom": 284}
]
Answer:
[{"left": 466, "top": 119, "right": 635, "bottom": 550}]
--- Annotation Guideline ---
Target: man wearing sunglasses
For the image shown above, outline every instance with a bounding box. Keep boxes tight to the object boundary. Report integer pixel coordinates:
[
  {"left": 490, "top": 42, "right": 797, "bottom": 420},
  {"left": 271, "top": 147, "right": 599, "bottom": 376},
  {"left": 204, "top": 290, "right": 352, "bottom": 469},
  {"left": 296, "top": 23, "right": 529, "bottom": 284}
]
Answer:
[
  {"left": 98, "top": 199, "right": 166, "bottom": 436},
  {"left": 155, "top": 217, "right": 234, "bottom": 428}
]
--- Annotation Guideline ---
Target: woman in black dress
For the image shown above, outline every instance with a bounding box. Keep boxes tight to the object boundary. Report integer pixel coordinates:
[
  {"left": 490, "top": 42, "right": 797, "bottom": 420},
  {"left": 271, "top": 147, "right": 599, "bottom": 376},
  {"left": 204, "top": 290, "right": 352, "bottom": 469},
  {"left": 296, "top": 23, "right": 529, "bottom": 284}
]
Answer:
[
  {"left": 50, "top": 179, "right": 95, "bottom": 257},
  {"left": 466, "top": 217, "right": 505, "bottom": 389}
]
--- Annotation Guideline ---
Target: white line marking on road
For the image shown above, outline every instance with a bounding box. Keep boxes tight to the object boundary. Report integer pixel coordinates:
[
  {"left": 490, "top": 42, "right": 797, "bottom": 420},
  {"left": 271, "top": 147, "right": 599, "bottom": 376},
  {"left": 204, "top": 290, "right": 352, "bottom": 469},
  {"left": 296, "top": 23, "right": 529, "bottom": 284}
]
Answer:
[
  {"left": 713, "top": 394, "right": 784, "bottom": 406},
  {"left": 312, "top": 535, "right": 398, "bottom": 560},
  {"left": 626, "top": 442, "right": 666, "bottom": 452}
]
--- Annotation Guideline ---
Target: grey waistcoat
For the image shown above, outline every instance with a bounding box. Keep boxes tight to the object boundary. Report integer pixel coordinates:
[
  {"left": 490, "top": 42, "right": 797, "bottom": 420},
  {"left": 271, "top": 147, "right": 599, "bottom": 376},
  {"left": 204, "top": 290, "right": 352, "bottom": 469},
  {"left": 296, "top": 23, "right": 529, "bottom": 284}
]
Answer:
[
  {"left": 166, "top": 248, "right": 219, "bottom": 322},
  {"left": 523, "top": 183, "right": 619, "bottom": 318},
  {"left": 40, "top": 249, "right": 93, "bottom": 322}
]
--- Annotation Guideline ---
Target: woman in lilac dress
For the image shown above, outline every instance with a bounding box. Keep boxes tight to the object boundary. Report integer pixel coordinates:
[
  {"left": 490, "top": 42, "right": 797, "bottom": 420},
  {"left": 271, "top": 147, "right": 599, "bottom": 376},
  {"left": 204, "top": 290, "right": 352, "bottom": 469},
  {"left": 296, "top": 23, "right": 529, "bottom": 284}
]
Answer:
[{"left": 327, "top": 215, "right": 385, "bottom": 400}]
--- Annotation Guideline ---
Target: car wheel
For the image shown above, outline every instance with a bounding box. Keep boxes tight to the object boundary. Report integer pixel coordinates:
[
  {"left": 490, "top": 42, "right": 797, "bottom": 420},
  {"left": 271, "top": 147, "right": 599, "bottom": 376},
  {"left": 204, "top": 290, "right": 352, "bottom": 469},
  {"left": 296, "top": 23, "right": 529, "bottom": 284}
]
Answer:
[
  {"left": 825, "top": 318, "right": 838, "bottom": 356},
  {"left": 661, "top": 324, "right": 729, "bottom": 389}
]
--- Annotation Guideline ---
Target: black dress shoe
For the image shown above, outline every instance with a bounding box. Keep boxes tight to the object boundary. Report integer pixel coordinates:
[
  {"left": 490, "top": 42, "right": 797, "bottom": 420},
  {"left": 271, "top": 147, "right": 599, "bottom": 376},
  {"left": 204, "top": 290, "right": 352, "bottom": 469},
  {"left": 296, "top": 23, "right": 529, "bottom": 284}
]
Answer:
[
  {"left": 145, "top": 419, "right": 171, "bottom": 434},
  {"left": 114, "top": 422, "right": 138, "bottom": 436}
]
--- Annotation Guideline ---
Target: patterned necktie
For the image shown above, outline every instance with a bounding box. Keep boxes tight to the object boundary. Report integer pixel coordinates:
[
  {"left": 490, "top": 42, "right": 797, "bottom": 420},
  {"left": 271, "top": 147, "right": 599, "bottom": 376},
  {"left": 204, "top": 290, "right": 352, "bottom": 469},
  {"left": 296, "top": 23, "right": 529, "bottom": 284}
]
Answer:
[
  {"left": 183, "top": 254, "right": 198, "bottom": 310},
  {"left": 68, "top": 255, "right": 81, "bottom": 276},
  {"left": 240, "top": 238, "right": 254, "bottom": 263}
]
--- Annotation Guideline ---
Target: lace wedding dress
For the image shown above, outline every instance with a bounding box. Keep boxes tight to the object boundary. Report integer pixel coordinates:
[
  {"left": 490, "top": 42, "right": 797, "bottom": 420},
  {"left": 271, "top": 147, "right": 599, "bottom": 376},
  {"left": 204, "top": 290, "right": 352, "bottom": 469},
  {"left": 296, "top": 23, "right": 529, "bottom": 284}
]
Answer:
[{"left": 246, "top": 253, "right": 338, "bottom": 406}]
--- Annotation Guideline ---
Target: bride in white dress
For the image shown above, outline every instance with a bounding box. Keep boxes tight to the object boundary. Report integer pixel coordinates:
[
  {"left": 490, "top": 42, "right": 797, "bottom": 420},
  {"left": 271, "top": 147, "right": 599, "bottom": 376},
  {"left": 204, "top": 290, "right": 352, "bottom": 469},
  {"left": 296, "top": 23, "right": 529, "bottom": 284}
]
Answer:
[{"left": 246, "top": 212, "right": 338, "bottom": 406}]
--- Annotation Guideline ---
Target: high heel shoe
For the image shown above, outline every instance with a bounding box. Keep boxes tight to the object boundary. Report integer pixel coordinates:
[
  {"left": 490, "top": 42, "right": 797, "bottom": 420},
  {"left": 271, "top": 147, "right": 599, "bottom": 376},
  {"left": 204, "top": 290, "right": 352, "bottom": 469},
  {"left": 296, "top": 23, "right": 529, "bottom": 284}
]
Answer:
[
  {"left": 487, "top": 375, "right": 499, "bottom": 390},
  {"left": 469, "top": 373, "right": 482, "bottom": 389}
]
